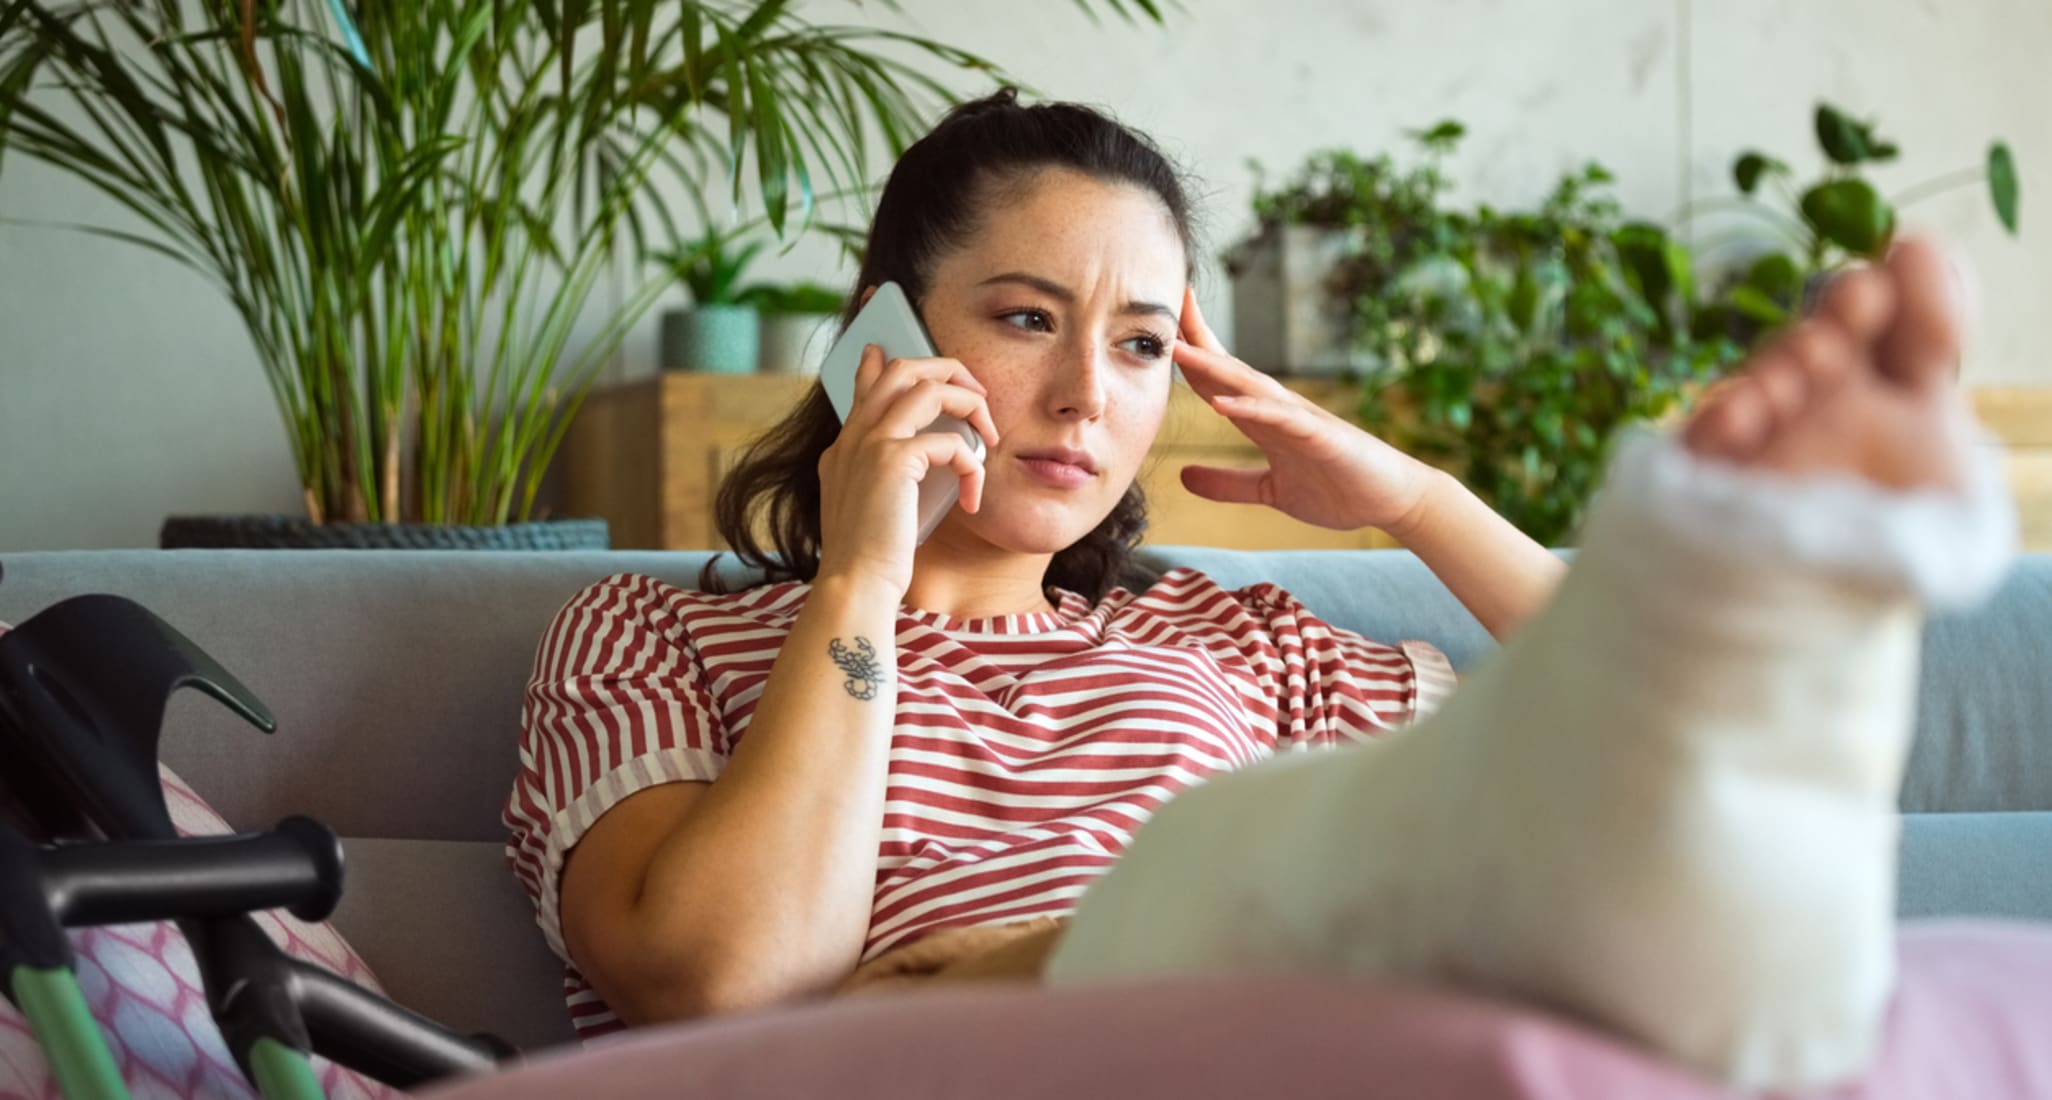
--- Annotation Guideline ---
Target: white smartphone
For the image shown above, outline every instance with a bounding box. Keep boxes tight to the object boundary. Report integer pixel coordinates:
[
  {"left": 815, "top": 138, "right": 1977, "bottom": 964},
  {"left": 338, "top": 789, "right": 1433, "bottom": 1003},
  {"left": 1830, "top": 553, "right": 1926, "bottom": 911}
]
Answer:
[{"left": 819, "top": 281, "right": 986, "bottom": 545}]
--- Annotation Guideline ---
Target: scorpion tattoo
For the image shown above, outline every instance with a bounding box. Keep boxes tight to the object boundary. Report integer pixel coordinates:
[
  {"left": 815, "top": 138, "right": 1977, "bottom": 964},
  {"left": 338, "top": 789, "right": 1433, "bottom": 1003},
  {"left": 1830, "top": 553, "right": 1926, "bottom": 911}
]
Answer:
[{"left": 828, "top": 636, "right": 885, "bottom": 700}]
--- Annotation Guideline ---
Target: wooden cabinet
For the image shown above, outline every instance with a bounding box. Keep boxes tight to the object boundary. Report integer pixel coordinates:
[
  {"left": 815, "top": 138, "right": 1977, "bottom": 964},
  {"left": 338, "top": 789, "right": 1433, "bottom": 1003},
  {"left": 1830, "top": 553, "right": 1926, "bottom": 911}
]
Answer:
[
  {"left": 565, "top": 373, "right": 813, "bottom": 550},
  {"left": 565, "top": 373, "right": 2052, "bottom": 552},
  {"left": 1972, "top": 387, "right": 2052, "bottom": 553}
]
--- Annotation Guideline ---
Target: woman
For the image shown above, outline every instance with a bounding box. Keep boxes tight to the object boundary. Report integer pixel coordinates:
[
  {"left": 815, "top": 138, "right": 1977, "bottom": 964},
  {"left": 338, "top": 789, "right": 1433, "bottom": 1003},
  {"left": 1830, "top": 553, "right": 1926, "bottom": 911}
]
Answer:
[{"left": 506, "top": 90, "right": 2013, "bottom": 1089}]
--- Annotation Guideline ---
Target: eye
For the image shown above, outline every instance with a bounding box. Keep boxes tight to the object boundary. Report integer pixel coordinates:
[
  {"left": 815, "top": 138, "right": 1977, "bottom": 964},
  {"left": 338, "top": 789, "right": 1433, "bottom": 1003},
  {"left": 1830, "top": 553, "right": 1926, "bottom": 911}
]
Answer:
[
  {"left": 998, "top": 308, "right": 1054, "bottom": 333},
  {"left": 1120, "top": 333, "right": 1170, "bottom": 360}
]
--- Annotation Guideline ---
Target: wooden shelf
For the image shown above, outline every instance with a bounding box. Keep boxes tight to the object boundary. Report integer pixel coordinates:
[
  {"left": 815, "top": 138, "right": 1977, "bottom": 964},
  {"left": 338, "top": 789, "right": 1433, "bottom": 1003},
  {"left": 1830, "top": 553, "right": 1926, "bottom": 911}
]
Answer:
[{"left": 565, "top": 373, "right": 2052, "bottom": 552}]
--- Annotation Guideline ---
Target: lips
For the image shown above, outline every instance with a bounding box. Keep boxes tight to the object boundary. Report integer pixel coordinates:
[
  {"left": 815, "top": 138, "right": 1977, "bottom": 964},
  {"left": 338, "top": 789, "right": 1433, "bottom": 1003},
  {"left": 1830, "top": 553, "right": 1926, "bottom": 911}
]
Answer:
[{"left": 1016, "top": 447, "right": 1097, "bottom": 475}]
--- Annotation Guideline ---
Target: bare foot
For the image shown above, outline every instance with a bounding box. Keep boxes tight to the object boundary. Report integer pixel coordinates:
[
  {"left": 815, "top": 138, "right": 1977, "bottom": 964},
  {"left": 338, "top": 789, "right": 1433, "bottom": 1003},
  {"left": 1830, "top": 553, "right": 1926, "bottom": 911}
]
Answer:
[{"left": 1683, "top": 237, "right": 1977, "bottom": 493}]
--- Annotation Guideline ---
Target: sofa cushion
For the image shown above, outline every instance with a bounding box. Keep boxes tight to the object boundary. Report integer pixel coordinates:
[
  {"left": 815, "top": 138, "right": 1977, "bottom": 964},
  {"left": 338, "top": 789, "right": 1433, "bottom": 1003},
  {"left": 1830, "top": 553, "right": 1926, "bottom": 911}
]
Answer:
[
  {"left": 0, "top": 764, "right": 398, "bottom": 1099},
  {"left": 330, "top": 838, "right": 576, "bottom": 1051}
]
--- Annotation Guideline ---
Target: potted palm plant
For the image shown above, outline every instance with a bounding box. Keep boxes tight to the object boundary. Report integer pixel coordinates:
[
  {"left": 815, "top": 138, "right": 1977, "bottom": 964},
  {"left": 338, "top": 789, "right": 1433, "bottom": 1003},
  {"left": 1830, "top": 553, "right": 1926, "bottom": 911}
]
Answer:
[{"left": 0, "top": 0, "right": 1169, "bottom": 548}]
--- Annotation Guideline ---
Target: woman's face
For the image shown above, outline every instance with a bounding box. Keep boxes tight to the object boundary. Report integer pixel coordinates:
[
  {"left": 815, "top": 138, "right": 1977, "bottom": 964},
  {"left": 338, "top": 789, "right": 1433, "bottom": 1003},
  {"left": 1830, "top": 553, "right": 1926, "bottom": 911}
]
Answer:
[{"left": 912, "top": 168, "right": 1187, "bottom": 557}]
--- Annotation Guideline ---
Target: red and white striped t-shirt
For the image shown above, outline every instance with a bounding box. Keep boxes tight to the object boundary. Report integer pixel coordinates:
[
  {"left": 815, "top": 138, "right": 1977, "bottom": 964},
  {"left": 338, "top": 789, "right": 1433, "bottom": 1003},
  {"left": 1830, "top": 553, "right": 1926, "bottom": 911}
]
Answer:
[{"left": 503, "top": 567, "right": 1456, "bottom": 1040}]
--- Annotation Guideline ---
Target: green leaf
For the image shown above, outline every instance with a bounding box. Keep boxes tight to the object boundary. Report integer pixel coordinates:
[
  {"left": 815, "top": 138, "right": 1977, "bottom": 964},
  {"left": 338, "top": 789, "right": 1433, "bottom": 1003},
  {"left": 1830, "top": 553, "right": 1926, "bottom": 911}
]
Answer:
[
  {"left": 1814, "top": 102, "right": 1873, "bottom": 165},
  {"left": 747, "top": 60, "right": 790, "bottom": 233},
  {"left": 0, "top": 39, "right": 40, "bottom": 178},
  {"left": 0, "top": 215, "right": 213, "bottom": 280},
  {"left": 1728, "top": 285, "right": 1790, "bottom": 325},
  {"left": 626, "top": 0, "right": 655, "bottom": 73},
  {"left": 1068, "top": 0, "right": 1172, "bottom": 25},
  {"left": 679, "top": 3, "right": 704, "bottom": 98},
  {"left": 1690, "top": 303, "right": 1738, "bottom": 343},
  {"left": 1613, "top": 221, "right": 1693, "bottom": 307},
  {"left": 1508, "top": 270, "right": 1540, "bottom": 330},
  {"left": 1732, "top": 151, "right": 1789, "bottom": 196},
  {"left": 1800, "top": 178, "right": 1895, "bottom": 257},
  {"left": 1409, "top": 118, "right": 1465, "bottom": 151},
  {"left": 560, "top": 0, "right": 589, "bottom": 94},
  {"left": 1989, "top": 141, "right": 2021, "bottom": 235},
  {"left": 736, "top": 0, "right": 791, "bottom": 43},
  {"left": 1742, "top": 252, "right": 1801, "bottom": 302}
]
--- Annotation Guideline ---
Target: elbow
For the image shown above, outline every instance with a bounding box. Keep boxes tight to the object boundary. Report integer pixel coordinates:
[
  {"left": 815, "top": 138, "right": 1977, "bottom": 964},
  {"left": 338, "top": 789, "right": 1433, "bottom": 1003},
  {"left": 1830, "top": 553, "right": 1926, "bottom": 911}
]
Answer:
[{"left": 586, "top": 944, "right": 807, "bottom": 1027}]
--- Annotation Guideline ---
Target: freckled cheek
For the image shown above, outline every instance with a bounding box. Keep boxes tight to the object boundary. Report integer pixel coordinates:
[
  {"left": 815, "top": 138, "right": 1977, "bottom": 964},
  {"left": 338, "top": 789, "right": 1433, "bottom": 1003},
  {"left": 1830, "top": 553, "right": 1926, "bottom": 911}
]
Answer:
[{"left": 1103, "top": 382, "right": 1169, "bottom": 477}]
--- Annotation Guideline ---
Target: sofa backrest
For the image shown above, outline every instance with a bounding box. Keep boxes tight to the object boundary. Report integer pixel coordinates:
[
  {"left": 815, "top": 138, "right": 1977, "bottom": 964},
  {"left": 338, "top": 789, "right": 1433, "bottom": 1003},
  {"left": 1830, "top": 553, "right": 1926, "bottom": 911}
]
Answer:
[
  {"left": 1141, "top": 546, "right": 2052, "bottom": 816},
  {"left": 3, "top": 547, "right": 2049, "bottom": 1050}
]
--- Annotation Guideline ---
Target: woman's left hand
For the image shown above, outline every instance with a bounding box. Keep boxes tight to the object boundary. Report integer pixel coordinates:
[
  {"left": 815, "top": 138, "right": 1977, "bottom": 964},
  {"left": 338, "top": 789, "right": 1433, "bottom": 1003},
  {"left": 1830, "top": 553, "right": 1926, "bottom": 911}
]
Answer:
[{"left": 1173, "top": 287, "right": 1440, "bottom": 535}]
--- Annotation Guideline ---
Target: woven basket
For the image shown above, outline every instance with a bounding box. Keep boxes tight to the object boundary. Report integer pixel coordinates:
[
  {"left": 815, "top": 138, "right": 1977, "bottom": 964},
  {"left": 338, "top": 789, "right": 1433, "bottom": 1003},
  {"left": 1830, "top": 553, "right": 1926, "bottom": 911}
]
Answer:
[{"left": 159, "top": 515, "right": 610, "bottom": 551}]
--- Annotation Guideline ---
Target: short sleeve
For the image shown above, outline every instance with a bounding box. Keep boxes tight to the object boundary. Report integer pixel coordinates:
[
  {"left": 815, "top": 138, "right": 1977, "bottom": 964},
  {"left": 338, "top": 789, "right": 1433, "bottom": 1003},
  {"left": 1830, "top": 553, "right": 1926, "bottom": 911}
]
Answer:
[
  {"left": 1232, "top": 582, "right": 1457, "bottom": 749},
  {"left": 502, "top": 573, "right": 730, "bottom": 961}
]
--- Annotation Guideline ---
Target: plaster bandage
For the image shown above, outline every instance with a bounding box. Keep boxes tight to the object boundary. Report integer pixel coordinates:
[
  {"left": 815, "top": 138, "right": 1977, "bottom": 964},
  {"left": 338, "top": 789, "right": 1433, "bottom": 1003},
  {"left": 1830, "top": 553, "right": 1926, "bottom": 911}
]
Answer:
[{"left": 1048, "top": 429, "right": 2018, "bottom": 1090}]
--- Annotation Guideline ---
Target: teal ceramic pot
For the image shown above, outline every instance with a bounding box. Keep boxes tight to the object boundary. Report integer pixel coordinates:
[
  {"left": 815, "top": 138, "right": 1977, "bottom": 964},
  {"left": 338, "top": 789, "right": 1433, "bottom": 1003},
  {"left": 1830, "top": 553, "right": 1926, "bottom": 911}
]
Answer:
[{"left": 661, "top": 305, "right": 760, "bottom": 374}]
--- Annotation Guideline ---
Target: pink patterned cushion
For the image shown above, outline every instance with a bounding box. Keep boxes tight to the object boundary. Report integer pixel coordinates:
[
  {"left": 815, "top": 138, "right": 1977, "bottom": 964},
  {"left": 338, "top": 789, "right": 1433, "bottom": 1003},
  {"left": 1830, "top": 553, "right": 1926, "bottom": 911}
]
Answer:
[
  {"left": 419, "top": 922, "right": 2052, "bottom": 1100},
  {"left": 0, "top": 763, "right": 401, "bottom": 1099}
]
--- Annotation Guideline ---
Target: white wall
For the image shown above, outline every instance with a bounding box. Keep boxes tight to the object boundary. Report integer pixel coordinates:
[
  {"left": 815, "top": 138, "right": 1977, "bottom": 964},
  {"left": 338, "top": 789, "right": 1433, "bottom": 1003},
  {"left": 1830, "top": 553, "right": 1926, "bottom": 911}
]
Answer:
[{"left": 4, "top": 0, "right": 2047, "bottom": 550}]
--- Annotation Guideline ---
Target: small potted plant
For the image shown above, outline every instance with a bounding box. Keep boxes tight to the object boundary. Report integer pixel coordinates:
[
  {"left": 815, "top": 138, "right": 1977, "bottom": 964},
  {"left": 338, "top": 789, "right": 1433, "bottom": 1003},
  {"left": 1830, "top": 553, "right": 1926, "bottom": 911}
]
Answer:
[
  {"left": 744, "top": 281, "right": 847, "bottom": 374},
  {"left": 659, "top": 230, "right": 769, "bottom": 375},
  {"left": 1225, "top": 123, "right": 1466, "bottom": 376},
  {"left": 1695, "top": 102, "right": 2020, "bottom": 339}
]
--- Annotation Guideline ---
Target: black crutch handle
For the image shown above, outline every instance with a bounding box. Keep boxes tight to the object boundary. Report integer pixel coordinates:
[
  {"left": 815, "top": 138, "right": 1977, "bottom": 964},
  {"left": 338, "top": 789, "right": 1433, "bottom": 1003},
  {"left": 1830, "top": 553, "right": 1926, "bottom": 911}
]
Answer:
[{"left": 0, "top": 818, "right": 344, "bottom": 982}]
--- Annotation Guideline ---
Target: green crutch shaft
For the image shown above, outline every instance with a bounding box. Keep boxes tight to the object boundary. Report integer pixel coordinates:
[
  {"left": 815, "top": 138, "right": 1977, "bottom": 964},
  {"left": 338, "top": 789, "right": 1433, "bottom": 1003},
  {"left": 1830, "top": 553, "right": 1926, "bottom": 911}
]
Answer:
[
  {"left": 248, "top": 1036, "right": 324, "bottom": 1100},
  {"left": 11, "top": 964, "right": 128, "bottom": 1100}
]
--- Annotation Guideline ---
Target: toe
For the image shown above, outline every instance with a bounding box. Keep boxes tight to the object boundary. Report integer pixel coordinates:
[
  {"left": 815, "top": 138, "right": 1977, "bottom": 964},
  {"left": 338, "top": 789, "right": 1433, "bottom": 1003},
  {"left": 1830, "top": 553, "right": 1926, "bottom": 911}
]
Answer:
[
  {"left": 1784, "top": 321, "right": 1858, "bottom": 397},
  {"left": 1878, "top": 236, "right": 1971, "bottom": 391},
  {"left": 1814, "top": 265, "right": 1896, "bottom": 344},
  {"left": 1684, "top": 378, "right": 1774, "bottom": 461},
  {"left": 1750, "top": 347, "right": 1812, "bottom": 429}
]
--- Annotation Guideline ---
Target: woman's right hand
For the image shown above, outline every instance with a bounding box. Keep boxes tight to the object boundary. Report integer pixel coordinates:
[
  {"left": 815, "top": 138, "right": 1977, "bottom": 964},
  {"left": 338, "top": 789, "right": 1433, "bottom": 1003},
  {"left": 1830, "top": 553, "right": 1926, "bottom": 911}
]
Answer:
[{"left": 816, "top": 343, "right": 1000, "bottom": 597}]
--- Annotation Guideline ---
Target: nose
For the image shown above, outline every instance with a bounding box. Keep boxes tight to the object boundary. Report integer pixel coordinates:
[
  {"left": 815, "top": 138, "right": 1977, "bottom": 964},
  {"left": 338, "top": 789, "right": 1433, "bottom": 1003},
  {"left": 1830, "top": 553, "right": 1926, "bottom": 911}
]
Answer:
[{"left": 1046, "top": 335, "right": 1108, "bottom": 421}]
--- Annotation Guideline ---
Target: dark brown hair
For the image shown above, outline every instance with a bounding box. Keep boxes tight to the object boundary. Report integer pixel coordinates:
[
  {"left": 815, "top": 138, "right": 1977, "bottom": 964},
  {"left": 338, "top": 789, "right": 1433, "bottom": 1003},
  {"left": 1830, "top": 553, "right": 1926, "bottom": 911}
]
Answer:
[{"left": 704, "top": 88, "right": 1198, "bottom": 601}]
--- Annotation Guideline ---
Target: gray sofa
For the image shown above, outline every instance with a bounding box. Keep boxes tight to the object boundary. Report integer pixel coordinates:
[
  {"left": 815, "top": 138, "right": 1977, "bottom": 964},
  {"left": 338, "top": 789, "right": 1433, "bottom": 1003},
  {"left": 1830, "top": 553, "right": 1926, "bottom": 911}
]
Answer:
[{"left": 2, "top": 547, "right": 2049, "bottom": 1057}]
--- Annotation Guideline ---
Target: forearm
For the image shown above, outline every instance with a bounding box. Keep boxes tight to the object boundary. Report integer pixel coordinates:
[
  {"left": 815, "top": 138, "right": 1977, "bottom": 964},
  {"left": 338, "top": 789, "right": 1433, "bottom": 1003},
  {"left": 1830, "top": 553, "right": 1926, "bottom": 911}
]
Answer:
[
  {"left": 629, "top": 575, "right": 901, "bottom": 1013},
  {"left": 1388, "top": 467, "right": 1567, "bottom": 641}
]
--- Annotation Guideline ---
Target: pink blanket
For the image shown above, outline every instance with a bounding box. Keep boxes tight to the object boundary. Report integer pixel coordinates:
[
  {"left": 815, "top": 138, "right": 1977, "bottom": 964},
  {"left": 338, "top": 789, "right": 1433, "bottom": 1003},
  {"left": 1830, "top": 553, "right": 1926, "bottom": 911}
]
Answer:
[{"left": 423, "top": 921, "right": 2052, "bottom": 1100}]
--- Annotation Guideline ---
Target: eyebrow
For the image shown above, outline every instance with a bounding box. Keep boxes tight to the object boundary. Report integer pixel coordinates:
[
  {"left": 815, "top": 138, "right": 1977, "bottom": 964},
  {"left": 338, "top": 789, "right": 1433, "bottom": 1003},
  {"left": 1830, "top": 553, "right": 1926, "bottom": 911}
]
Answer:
[{"left": 976, "top": 271, "right": 1178, "bottom": 325}]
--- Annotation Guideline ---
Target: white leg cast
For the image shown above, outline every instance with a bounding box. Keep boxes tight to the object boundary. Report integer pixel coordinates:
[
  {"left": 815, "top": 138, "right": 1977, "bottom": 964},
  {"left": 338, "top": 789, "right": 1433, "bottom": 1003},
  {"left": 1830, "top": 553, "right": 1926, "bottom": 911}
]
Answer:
[{"left": 1046, "top": 430, "right": 2017, "bottom": 1090}]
